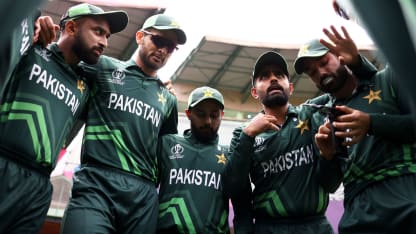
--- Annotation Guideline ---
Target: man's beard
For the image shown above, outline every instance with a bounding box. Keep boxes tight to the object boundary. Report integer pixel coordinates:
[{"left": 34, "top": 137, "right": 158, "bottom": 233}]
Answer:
[
  {"left": 138, "top": 48, "right": 165, "bottom": 71},
  {"left": 191, "top": 123, "right": 219, "bottom": 143},
  {"left": 318, "top": 65, "right": 349, "bottom": 94},
  {"left": 73, "top": 34, "right": 100, "bottom": 65},
  {"left": 261, "top": 86, "right": 289, "bottom": 108}
]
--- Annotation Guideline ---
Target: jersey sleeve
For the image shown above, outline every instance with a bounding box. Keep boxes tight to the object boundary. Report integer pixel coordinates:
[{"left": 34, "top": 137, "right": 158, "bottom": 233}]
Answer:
[
  {"left": 158, "top": 94, "right": 178, "bottom": 136},
  {"left": 230, "top": 185, "right": 254, "bottom": 234},
  {"left": 368, "top": 65, "right": 416, "bottom": 143},
  {"left": 348, "top": 54, "right": 378, "bottom": 79},
  {"left": 316, "top": 157, "right": 344, "bottom": 193},
  {"left": 223, "top": 126, "right": 254, "bottom": 198}
]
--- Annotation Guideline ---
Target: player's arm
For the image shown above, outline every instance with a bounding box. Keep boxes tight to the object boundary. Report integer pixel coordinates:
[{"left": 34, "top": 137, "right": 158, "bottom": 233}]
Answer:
[
  {"left": 321, "top": 25, "right": 377, "bottom": 79},
  {"left": 230, "top": 182, "right": 254, "bottom": 234},
  {"left": 33, "top": 15, "right": 59, "bottom": 47},
  {"left": 159, "top": 95, "right": 178, "bottom": 136},
  {"left": 162, "top": 79, "right": 176, "bottom": 96},
  {"left": 308, "top": 108, "right": 344, "bottom": 193},
  {"left": 361, "top": 66, "right": 416, "bottom": 143},
  {"left": 367, "top": 114, "right": 416, "bottom": 143},
  {"left": 223, "top": 113, "right": 280, "bottom": 197},
  {"left": 331, "top": 65, "right": 416, "bottom": 144},
  {"left": 222, "top": 126, "right": 253, "bottom": 198},
  {"left": 63, "top": 119, "right": 86, "bottom": 148},
  {"left": 333, "top": 106, "right": 416, "bottom": 145},
  {"left": 313, "top": 120, "right": 344, "bottom": 193}
]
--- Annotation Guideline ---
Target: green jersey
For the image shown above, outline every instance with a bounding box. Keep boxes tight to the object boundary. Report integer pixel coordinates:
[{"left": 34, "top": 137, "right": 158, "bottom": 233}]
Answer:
[
  {"left": 81, "top": 56, "right": 178, "bottom": 182},
  {"left": 316, "top": 66, "right": 416, "bottom": 204},
  {"left": 0, "top": 43, "right": 89, "bottom": 172},
  {"left": 0, "top": 0, "right": 44, "bottom": 50},
  {"left": 157, "top": 130, "right": 230, "bottom": 234},
  {"left": 1, "top": 11, "right": 39, "bottom": 99},
  {"left": 227, "top": 105, "right": 333, "bottom": 220}
]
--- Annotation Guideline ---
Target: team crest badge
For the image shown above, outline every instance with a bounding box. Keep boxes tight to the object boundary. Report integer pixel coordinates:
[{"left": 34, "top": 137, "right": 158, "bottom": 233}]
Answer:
[
  {"left": 158, "top": 92, "right": 166, "bottom": 105},
  {"left": 363, "top": 89, "right": 382, "bottom": 104},
  {"left": 77, "top": 80, "right": 85, "bottom": 93},
  {"left": 216, "top": 153, "right": 227, "bottom": 165},
  {"left": 203, "top": 88, "right": 214, "bottom": 97},
  {"left": 295, "top": 118, "right": 310, "bottom": 135}
]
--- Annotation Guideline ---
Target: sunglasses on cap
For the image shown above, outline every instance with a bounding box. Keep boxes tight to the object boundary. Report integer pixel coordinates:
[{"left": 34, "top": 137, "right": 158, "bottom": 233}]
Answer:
[{"left": 142, "top": 30, "right": 178, "bottom": 53}]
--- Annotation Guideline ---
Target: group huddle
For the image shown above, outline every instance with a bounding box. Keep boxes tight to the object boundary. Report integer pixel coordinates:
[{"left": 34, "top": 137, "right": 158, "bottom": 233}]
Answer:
[{"left": 0, "top": 2, "right": 415, "bottom": 234}]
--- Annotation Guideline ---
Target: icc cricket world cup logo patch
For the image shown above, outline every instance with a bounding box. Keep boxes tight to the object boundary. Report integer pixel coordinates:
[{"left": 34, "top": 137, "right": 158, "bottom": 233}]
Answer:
[
  {"left": 169, "top": 144, "right": 184, "bottom": 159},
  {"left": 254, "top": 136, "right": 266, "bottom": 153},
  {"left": 110, "top": 68, "right": 126, "bottom": 85}
]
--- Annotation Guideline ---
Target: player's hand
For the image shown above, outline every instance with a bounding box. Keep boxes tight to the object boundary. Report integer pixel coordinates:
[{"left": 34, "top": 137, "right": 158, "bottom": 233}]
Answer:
[
  {"left": 320, "top": 25, "right": 360, "bottom": 67},
  {"left": 332, "top": 105, "right": 370, "bottom": 146},
  {"left": 163, "top": 80, "right": 176, "bottom": 96},
  {"left": 315, "top": 121, "right": 335, "bottom": 160},
  {"left": 34, "top": 16, "right": 60, "bottom": 47},
  {"left": 243, "top": 113, "right": 280, "bottom": 137}
]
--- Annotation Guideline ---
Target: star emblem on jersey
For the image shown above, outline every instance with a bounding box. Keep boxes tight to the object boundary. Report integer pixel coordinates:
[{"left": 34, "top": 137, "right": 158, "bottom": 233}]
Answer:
[
  {"left": 363, "top": 89, "right": 382, "bottom": 104},
  {"left": 203, "top": 88, "right": 214, "bottom": 98},
  {"left": 216, "top": 153, "right": 227, "bottom": 165},
  {"left": 77, "top": 80, "right": 85, "bottom": 93},
  {"left": 158, "top": 92, "right": 166, "bottom": 105},
  {"left": 295, "top": 119, "right": 309, "bottom": 135}
]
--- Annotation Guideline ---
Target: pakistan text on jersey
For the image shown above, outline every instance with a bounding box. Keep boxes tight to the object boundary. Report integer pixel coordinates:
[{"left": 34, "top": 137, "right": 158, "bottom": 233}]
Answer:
[
  {"left": 107, "top": 93, "right": 161, "bottom": 127},
  {"left": 29, "top": 64, "right": 81, "bottom": 115},
  {"left": 260, "top": 144, "right": 314, "bottom": 178},
  {"left": 169, "top": 168, "right": 221, "bottom": 190}
]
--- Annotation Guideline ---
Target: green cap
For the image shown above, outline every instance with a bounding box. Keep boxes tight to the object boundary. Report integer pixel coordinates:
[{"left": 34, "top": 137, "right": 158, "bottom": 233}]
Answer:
[
  {"left": 60, "top": 3, "right": 128, "bottom": 34},
  {"left": 141, "top": 14, "right": 186, "bottom": 44},
  {"left": 252, "top": 51, "right": 289, "bottom": 86},
  {"left": 188, "top": 86, "right": 224, "bottom": 109},
  {"left": 293, "top": 39, "right": 329, "bottom": 74}
]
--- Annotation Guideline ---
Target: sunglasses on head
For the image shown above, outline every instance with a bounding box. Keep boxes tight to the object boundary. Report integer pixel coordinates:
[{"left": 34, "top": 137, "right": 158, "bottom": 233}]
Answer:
[{"left": 142, "top": 30, "right": 178, "bottom": 53}]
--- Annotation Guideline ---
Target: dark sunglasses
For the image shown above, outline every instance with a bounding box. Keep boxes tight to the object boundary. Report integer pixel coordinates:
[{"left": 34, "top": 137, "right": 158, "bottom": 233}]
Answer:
[{"left": 142, "top": 30, "right": 178, "bottom": 53}]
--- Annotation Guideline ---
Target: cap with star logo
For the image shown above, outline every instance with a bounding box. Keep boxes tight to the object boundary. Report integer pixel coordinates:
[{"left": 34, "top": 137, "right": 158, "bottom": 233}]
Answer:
[
  {"left": 60, "top": 3, "right": 128, "bottom": 34},
  {"left": 141, "top": 14, "right": 187, "bottom": 45},
  {"left": 293, "top": 39, "right": 330, "bottom": 74},
  {"left": 188, "top": 86, "right": 224, "bottom": 109}
]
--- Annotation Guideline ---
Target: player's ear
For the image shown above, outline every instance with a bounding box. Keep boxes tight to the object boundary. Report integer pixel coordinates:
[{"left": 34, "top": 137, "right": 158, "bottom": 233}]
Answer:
[
  {"left": 136, "top": 30, "right": 145, "bottom": 44},
  {"left": 289, "top": 82, "right": 294, "bottom": 96},
  {"left": 251, "top": 87, "right": 258, "bottom": 99},
  {"left": 185, "top": 109, "right": 191, "bottom": 119},
  {"left": 64, "top": 20, "right": 77, "bottom": 35}
]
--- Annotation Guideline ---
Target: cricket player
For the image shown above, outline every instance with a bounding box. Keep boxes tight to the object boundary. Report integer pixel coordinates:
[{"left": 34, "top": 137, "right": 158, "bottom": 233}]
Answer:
[
  {"left": 61, "top": 14, "right": 186, "bottom": 234},
  {"left": 223, "top": 35, "right": 379, "bottom": 232},
  {"left": 0, "top": 3, "right": 128, "bottom": 233},
  {"left": 156, "top": 86, "right": 253, "bottom": 234},
  {"left": 296, "top": 28, "right": 416, "bottom": 233}
]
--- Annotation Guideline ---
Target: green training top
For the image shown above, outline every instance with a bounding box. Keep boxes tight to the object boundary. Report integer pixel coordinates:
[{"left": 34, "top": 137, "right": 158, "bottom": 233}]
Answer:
[
  {"left": 226, "top": 105, "right": 333, "bottom": 220},
  {"left": 157, "top": 130, "right": 230, "bottom": 233},
  {"left": 81, "top": 56, "right": 178, "bottom": 183},
  {"left": 0, "top": 43, "right": 89, "bottom": 172},
  {"left": 316, "top": 65, "right": 416, "bottom": 204}
]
